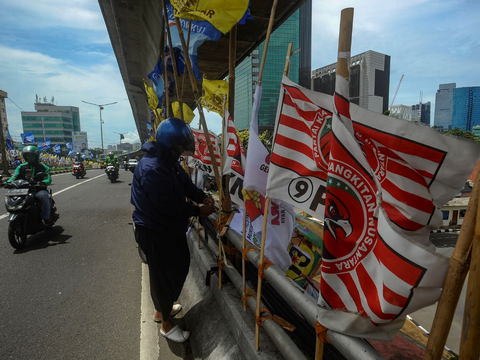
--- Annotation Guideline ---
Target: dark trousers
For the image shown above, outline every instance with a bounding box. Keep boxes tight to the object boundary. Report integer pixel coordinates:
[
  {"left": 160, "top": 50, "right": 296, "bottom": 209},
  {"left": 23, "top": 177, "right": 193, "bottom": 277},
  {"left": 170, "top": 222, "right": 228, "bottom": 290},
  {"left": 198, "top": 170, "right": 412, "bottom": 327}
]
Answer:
[{"left": 135, "top": 225, "right": 190, "bottom": 321}]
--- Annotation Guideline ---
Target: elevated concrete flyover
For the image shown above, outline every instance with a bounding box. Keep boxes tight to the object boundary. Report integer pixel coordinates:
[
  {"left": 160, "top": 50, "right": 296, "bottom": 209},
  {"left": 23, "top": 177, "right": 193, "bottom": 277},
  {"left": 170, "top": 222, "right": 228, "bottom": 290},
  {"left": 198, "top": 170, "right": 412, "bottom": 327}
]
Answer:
[{"left": 98, "top": 0, "right": 307, "bottom": 143}]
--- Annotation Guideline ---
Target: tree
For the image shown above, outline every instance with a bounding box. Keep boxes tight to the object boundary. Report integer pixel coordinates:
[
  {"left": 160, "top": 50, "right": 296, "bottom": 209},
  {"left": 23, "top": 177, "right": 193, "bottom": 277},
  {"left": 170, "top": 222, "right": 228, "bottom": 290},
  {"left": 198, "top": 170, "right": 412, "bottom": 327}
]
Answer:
[{"left": 236, "top": 129, "right": 273, "bottom": 152}]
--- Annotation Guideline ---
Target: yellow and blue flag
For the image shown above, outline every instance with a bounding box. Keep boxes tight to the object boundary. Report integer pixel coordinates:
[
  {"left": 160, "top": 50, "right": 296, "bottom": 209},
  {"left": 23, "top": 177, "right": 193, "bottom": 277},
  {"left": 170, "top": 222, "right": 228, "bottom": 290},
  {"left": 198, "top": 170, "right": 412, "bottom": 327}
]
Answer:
[
  {"left": 170, "top": 0, "right": 250, "bottom": 34},
  {"left": 166, "top": 0, "right": 222, "bottom": 80}
]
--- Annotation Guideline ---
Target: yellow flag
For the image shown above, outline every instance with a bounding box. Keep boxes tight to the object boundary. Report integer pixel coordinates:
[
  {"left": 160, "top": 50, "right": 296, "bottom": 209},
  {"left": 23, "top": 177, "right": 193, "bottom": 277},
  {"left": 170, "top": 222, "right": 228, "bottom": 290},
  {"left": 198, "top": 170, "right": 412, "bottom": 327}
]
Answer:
[
  {"left": 172, "top": 102, "right": 195, "bottom": 124},
  {"left": 143, "top": 78, "right": 158, "bottom": 110},
  {"left": 170, "top": 0, "right": 249, "bottom": 34},
  {"left": 202, "top": 77, "right": 228, "bottom": 116}
]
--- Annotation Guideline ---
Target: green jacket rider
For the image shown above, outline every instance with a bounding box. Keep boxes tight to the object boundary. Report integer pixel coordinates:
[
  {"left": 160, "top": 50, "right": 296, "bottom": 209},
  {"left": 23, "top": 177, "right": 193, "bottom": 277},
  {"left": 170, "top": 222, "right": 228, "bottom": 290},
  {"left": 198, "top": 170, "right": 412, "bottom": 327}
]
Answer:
[{"left": 7, "top": 145, "right": 52, "bottom": 224}]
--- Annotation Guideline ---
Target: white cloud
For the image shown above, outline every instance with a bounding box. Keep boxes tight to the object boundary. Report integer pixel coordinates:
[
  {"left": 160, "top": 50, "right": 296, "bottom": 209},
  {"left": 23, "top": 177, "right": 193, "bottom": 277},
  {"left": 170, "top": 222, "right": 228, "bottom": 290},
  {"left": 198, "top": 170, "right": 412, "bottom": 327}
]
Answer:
[
  {"left": 0, "top": 44, "right": 138, "bottom": 148},
  {"left": 1, "top": 0, "right": 105, "bottom": 31}
]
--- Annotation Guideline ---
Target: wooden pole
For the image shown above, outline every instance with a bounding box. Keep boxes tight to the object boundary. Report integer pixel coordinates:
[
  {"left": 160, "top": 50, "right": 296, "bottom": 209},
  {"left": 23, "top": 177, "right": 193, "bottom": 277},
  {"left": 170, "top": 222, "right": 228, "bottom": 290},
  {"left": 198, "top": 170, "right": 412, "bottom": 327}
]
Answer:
[
  {"left": 424, "top": 173, "right": 480, "bottom": 360},
  {"left": 217, "top": 98, "right": 227, "bottom": 290},
  {"left": 163, "top": 31, "right": 170, "bottom": 118},
  {"left": 180, "top": 20, "right": 192, "bottom": 104},
  {"left": 162, "top": 0, "right": 184, "bottom": 120},
  {"left": 252, "top": 0, "right": 279, "bottom": 351},
  {"left": 242, "top": 207, "right": 247, "bottom": 311},
  {"left": 283, "top": 43, "right": 293, "bottom": 76},
  {"left": 255, "top": 196, "right": 271, "bottom": 350},
  {"left": 459, "top": 200, "right": 480, "bottom": 359},
  {"left": 315, "top": 8, "right": 354, "bottom": 360},
  {"left": 173, "top": 16, "right": 222, "bottom": 188}
]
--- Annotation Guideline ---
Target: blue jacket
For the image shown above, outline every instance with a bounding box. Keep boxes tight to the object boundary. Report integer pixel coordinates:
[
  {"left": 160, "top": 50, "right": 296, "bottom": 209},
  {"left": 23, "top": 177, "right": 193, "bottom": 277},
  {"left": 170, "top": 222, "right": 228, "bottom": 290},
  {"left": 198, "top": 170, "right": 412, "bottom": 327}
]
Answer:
[{"left": 131, "top": 142, "right": 207, "bottom": 237}]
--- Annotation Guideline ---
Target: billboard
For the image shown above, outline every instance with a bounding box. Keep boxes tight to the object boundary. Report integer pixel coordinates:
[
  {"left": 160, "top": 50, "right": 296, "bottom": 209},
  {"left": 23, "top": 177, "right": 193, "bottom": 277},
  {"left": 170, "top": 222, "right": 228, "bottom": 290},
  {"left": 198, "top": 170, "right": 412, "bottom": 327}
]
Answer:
[{"left": 73, "top": 131, "right": 89, "bottom": 155}]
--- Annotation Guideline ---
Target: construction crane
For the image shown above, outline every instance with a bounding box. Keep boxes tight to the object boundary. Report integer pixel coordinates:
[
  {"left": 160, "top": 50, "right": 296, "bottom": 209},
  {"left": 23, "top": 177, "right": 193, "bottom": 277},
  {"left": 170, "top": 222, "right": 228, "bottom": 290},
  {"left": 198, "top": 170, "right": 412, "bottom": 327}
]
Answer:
[{"left": 390, "top": 74, "right": 404, "bottom": 108}]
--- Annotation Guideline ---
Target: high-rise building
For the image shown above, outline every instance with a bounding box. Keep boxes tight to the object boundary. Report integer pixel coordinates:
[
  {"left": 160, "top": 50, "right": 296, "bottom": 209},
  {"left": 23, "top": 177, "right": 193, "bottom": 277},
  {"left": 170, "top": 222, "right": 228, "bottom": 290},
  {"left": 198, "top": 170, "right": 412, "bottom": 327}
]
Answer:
[
  {"left": 0, "top": 90, "right": 9, "bottom": 140},
  {"left": 434, "top": 83, "right": 456, "bottom": 131},
  {"left": 234, "top": 0, "right": 312, "bottom": 131},
  {"left": 451, "top": 86, "right": 480, "bottom": 131},
  {"left": 21, "top": 99, "right": 81, "bottom": 145},
  {"left": 389, "top": 104, "right": 412, "bottom": 122},
  {"left": 312, "top": 50, "right": 391, "bottom": 114},
  {"left": 411, "top": 101, "right": 431, "bottom": 126}
]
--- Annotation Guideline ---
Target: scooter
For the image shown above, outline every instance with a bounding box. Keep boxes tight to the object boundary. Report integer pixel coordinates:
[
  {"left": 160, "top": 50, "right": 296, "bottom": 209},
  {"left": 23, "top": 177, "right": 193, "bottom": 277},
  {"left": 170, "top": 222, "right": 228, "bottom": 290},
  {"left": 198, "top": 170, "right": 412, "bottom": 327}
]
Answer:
[
  {"left": 105, "top": 165, "right": 118, "bottom": 183},
  {"left": 72, "top": 161, "right": 86, "bottom": 179},
  {"left": 0, "top": 172, "right": 60, "bottom": 249}
]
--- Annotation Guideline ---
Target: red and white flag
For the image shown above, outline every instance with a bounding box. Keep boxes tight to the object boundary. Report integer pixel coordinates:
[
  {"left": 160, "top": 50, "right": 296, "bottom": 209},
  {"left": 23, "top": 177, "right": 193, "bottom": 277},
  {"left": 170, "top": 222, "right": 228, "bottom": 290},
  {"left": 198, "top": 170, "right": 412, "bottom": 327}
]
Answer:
[
  {"left": 189, "top": 128, "right": 221, "bottom": 177},
  {"left": 243, "top": 84, "right": 295, "bottom": 271},
  {"left": 266, "top": 76, "right": 479, "bottom": 340},
  {"left": 222, "top": 110, "right": 246, "bottom": 206}
]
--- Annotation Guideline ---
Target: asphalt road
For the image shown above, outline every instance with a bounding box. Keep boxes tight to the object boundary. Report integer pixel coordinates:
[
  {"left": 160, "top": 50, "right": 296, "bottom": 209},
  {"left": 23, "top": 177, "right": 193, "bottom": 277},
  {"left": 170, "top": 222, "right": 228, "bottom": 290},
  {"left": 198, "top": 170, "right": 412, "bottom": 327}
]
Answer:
[{"left": 0, "top": 169, "right": 143, "bottom": 359}]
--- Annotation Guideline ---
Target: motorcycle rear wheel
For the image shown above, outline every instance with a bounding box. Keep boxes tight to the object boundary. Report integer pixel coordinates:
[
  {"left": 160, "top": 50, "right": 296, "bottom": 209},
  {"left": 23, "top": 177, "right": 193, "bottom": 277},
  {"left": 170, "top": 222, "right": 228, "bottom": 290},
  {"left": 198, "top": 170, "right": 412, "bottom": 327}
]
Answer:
[
  {"left": 76, "top": 173, "right": 80, "bottom": 179},
  {"left": 8, "top": 221, "right": 27, "bottom": 249}
]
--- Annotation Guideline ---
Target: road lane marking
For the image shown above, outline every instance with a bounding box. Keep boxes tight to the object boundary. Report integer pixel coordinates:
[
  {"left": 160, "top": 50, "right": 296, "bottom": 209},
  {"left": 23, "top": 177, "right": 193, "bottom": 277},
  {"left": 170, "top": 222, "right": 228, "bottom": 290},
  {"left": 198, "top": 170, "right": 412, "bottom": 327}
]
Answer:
[
  {"left": 140, "top": 263, "right": 159, "bottom": 360},
  {"left": 0, "top": 173, "right": 105, "bottom": 220}
]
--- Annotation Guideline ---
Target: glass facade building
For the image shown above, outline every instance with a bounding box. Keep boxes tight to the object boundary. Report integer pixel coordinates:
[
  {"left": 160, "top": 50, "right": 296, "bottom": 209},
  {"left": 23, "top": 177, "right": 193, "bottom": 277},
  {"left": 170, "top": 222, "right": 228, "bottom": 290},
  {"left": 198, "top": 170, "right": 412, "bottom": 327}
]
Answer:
[
  {"left": 451, "top": 87, "right": 480, "bottom": 132},
  {"left": 234, "top": 0, "right": 311, "bottom": 131},
  {"left": 21, "top": 103, "right": 81, "bottom": 145},
  {"left": 434, "top": 83, "right": 456, "bottom": 131},
  {"left": 411, "top": 102, "right": 431, "bottom": 126}
]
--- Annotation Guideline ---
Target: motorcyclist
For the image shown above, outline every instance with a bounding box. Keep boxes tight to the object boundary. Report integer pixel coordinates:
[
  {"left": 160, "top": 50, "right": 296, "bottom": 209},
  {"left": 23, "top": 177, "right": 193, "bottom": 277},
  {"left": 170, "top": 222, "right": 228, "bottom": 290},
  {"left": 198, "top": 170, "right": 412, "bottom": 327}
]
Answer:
[
  {"left": 105, "top": 152, "right": 119, "bottom": 178},
  {"left": 75, "top": 152, "right": 84, "bottom": 163},
  {"left": 7, "top": 145, "right": 52, "bottom": 225}
]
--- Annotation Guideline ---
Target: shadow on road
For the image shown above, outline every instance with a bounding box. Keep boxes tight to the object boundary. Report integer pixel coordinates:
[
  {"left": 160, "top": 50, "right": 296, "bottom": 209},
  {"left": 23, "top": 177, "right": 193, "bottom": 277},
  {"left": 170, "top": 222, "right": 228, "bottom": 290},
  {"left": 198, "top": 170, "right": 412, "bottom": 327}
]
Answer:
[{"left": 14, "top": 226, "right": 72, "bottom": 253}]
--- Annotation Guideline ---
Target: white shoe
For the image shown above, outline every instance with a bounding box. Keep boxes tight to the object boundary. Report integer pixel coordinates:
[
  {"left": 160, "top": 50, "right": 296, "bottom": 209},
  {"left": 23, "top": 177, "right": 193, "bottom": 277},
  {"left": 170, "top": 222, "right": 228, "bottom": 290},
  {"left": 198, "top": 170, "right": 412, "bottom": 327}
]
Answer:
[{"left": 160, "top": 325, "right": 190, "bottom": 343}]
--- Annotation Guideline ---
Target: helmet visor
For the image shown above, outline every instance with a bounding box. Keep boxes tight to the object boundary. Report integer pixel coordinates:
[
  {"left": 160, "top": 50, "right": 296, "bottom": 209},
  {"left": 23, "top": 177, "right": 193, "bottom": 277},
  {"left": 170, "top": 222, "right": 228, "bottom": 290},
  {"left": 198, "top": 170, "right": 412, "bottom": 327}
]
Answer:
[
  {"left": 170, "top": 132, "right": 195, "bottom": 156},
  {"left": 25, "top": 154, "right": 36, "bottom": 163}
]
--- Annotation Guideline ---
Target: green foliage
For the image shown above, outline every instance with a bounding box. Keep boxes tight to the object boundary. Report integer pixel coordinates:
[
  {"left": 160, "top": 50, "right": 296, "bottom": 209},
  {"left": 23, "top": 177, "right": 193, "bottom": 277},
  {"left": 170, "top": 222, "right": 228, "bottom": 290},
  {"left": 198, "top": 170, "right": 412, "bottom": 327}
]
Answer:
[
  {"left": 236, "top": 129, "right": 273, "bottom": 152},
  {"left": 443, "top": 127, "right": 476, "bottom": 140}
]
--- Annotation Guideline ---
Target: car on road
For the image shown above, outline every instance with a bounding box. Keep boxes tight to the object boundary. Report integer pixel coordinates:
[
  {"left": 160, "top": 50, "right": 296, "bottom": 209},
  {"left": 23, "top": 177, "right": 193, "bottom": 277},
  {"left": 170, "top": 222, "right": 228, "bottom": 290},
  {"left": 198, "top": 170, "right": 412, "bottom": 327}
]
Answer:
[{"left": 127, "top": 159, "right": 138, "bottom": 172}]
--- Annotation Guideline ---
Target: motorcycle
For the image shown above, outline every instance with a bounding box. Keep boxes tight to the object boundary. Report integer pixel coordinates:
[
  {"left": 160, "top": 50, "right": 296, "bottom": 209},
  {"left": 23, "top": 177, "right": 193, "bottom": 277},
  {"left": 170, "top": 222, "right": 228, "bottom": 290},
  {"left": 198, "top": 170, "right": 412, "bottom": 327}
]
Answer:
[
  {"left": 105, "top": 165, "right": 118, "bottom": 183},
  {"left": 72, "top": 161, "right": 86, "bottom": 179},
  {"left": 0, "top": 171, "right": 60, "bottom": 249}
]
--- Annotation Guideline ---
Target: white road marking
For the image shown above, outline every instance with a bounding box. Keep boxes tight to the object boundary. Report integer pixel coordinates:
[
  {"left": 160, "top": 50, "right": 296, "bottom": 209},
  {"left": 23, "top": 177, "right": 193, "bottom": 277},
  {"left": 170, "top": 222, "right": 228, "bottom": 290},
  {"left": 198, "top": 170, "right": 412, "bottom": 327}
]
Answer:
[
  {"left": 0, "top": 173, "right": 105, "bottom": 220},
  {"left": 140, "top": 263, "right": 159, "bottom": 360}
]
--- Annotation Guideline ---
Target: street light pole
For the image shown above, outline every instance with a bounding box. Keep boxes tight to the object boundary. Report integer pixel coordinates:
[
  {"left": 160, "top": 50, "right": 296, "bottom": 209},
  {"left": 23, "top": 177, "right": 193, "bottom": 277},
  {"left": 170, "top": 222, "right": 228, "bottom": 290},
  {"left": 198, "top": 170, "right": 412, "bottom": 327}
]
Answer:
[{"left": 81, "top": 100, "right": 117, "bottom": 154}]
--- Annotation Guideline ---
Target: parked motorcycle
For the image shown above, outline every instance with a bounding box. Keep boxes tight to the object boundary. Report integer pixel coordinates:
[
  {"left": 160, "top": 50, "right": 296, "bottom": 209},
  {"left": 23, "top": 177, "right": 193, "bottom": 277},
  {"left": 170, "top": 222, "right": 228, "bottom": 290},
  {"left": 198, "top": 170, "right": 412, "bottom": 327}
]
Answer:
[
  {"left": 105, "top": 165, "right": 118, "bottom": 183},
  {"left": 0, "top": 172, "right": 60, "bottom": 249},
  {"left": 72, "top": 161, "right": 86, "bottom": 179}
]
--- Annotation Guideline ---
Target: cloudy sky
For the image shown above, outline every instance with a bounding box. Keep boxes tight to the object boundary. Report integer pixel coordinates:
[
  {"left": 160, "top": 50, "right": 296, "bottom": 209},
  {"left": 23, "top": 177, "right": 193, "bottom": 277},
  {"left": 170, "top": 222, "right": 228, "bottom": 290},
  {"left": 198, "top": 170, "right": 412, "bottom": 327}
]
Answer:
[{"left": 1, "top": 0, "right": 478, "bottom": 148}]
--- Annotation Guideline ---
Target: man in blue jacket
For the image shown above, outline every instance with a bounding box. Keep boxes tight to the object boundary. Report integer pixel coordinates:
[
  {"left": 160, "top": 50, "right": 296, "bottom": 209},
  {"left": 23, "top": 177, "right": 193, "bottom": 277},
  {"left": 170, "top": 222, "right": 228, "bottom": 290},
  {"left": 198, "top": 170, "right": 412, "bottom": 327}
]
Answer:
[{"left": 131, "top": 118, "right": 214, "bottom": 343}]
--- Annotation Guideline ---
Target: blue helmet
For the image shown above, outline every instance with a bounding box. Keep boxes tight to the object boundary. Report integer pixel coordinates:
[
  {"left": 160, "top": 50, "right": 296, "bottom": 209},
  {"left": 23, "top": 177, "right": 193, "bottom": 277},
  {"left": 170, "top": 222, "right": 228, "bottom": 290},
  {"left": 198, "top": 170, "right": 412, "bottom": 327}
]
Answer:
[{"left": 156, "top": 117, "right": 195, "bottom": 155}]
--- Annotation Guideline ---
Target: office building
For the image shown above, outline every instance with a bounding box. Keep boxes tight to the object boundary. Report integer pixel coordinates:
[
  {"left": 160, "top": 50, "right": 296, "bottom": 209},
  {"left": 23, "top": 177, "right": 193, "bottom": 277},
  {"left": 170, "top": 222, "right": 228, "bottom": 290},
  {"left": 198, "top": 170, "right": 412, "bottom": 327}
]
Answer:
[
  {"left": 21, "top": 97, "right": 81, "bottom": 145},
  {"left": 411, "top": 101, "right": 431, "bottom": 126},
  {"left": 234, "top": 0, "right": 312, "bottom": 131},
  {"left": 389, "top": 104, "right": 412, "bottom": 122},
  {"left": 434, "top": 83, "right": 456, "bottom": 131},
  {"left": 0, "top": 90, "right": 9, "bottom": 140},
  {"left": 451, "top": 86, "right": 480, "bottom": 131},
  {"left": 312, "top": 50, "right": 391, "bottom": 114}
]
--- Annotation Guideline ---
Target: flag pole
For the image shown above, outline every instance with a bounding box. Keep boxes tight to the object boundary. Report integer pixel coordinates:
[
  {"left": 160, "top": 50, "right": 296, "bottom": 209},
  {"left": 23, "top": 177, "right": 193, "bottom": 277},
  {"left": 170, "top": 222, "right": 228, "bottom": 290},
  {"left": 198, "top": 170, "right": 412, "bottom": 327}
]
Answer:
[
  {"left": 254, "top": 0, "right": 279, "bottom": 351},
  {"left": 161, "top": 0, "right": 184, "bottom": 121},
  {"left": 314, "top": 8, "right": 354, "bottom": 360},
  {"left": 163, "top": 32, "right": 170, "bottom": 118},
  {"left": 242, "top": 207, "right": 248, "bottom": 311},
  {"left": 255, "top": 196, "right": 271, "bottom": 350},
  {"left": 217, "top": 97, "right": 227, "bottom": 291},
  {"left": 173, "top": 16, "right": 222, "bottom": 190},
  {"left": 424, "top": 172, "right": 480, "bottom": 360},
  {"left": 459, "top": 195, "right": 480, "bottom": 359}
]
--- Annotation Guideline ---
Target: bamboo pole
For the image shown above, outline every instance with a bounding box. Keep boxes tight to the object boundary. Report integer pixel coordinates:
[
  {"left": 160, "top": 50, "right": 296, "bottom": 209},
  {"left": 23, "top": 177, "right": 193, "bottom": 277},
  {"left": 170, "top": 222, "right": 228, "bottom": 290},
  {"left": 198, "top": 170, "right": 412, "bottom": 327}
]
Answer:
[
  {"left": 163, "top": 32, "right": 170, "bottom": 118},
  {"left": 253, "top": 0, "right": 279, "bottom": 351},
  {"left": 173, "top": 16, "right": 222, "bottom": 188},
  {"left": 217, "top": 97, "right": 227, "bottom": 290},
  {"left": 162, "top": 0, "right": 184, "bottom": 120},
  {"left": 283, "top": 43, "right": 293, "bottom": 76},
  {"left": 242, "top": 207, "right": 247, "bottom": 311},
  {"left": 313, "top": 8, "right": 354, "bottom": 360},
  {"left": 459, "top": 199, "right": 480, "bottom": 359},
  {"left": 255, "top": 196, "right": 271, "bottom": 350},
  {"left": 180, "top": 20, "right": 192, "bottom": 104},
  {"left": 424, "top": 173, "right": 480, "bottom": 360}
]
